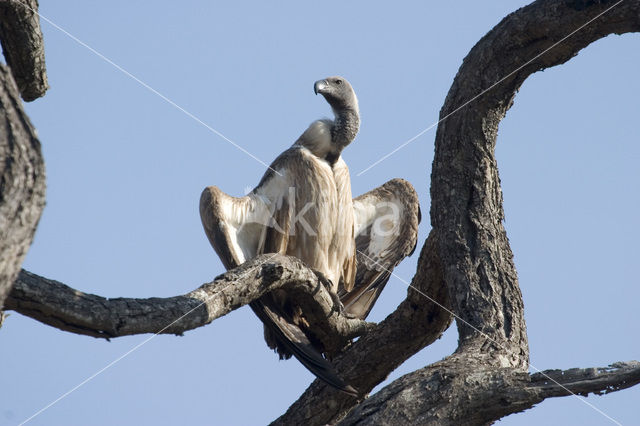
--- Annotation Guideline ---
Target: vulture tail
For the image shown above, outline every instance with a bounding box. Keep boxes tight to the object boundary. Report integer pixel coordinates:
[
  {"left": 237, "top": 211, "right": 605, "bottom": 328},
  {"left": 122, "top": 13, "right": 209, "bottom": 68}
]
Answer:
[{"left": 249, "top": 300, "right": 358, "bottom": 397}]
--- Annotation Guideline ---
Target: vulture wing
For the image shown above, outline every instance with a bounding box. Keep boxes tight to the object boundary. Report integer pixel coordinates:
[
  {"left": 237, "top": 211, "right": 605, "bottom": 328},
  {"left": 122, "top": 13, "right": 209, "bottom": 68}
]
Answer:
[
  {"left": 340, "top": 178, "right": 421, "bottom": 319},
  {"left": 199, "top": 172, "right": 358, "bottom": 396}
]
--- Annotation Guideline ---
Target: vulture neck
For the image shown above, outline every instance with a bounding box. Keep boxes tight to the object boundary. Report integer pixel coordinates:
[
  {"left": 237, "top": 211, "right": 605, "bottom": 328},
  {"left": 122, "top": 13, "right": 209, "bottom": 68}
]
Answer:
[
  {"left": 297, "top": 106, "right": 359, "bottom": 166},
  {"left": 330, "top": 108, "right": 359, "bottom": 159}
]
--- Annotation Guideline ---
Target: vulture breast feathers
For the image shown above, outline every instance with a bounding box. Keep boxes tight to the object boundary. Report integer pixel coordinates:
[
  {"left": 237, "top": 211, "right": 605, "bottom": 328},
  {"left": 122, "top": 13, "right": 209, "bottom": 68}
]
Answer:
[{"left": 199, "top": 76, "right": 420, "bottom": 396}]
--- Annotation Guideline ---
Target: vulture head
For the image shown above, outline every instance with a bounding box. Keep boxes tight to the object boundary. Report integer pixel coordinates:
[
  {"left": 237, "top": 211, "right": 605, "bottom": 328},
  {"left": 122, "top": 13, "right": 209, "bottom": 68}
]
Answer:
[{"left": 314, "top": 76, "right": 359, "bottom": 114}]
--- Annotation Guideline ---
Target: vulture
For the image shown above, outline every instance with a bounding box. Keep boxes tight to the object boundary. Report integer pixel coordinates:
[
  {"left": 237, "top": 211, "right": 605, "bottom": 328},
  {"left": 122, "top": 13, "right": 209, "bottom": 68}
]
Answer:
[{"left": 199, "top": 76, "right": 420, "bottom": 395}]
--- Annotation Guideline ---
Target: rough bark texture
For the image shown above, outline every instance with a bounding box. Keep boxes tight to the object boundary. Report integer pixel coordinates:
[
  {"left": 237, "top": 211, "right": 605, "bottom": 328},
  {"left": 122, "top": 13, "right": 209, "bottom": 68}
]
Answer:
[
  {"left": 339, "top": 360, "right": 640, "bottom": 425},
  {"left": 2, "top": 1, "right": 640, "bottom": 425},
  {"left": 6, "top": 254, "right": 374, "bottom": 347},
  {"left": 432, "top": 0, "right": 639, "bottom": 358},
  {"left": 0, "top": 62, "right": 45, "bottom": 307},
  {"left": 0, "top": 0, "right": 48, "bottom": 101},
  {"left": 335, "top": 0, "right": 640, "bottom": 424},
  {"left": 271, "top": 231, "right": 452, "bottom": 425}
]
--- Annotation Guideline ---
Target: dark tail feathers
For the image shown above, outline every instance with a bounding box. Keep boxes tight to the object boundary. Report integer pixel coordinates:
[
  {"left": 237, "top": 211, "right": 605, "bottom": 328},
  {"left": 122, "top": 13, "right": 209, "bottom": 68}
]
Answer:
[{"left": 250, "top": 300, "right": 358, "bottom": 396}]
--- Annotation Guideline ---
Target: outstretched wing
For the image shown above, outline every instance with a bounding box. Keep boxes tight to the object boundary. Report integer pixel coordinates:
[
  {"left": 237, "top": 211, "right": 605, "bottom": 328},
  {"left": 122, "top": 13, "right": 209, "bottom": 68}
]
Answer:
[
  {"left": 199, "top": 182, "right": 358, "bottom": 396},
  {"left": 340, "top": 178, "right": 421, "bottom": 319},
  {"left": 199, "top": 186, "right": 268, "bottom": 270}
]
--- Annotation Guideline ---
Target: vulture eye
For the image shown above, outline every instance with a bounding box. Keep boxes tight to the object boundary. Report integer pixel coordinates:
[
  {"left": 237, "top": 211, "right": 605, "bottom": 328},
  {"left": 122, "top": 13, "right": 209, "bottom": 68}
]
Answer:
[{"left": 335, "top": 79, "right": 343, "bottom": 85}]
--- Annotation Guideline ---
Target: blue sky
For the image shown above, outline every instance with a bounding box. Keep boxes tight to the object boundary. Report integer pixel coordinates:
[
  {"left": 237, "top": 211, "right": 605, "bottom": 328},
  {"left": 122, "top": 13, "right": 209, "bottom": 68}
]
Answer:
[{"left": 2, "top": 1, "right": 639, "bottom": 425}]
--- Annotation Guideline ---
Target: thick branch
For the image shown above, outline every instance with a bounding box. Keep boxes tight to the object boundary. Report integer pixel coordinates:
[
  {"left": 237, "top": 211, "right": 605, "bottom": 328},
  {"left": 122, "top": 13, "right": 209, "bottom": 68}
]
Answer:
[
  {"left": 272, "top": 231, "right": 452, "bottom": 425},
  {"left": 323, "top": 0, "right": 640, "bottom": 424},
  {"left": 431, "top": 0, "right": 640, "bottom": 364},
  {"left": 0, "top": 0, "right": 48, "bottom": 101},
  {"left": 5, "top": 254, "right": 373, "bottom": 348},
  {"left": 338, "top": 358, "right": 640, "bottom": 425},
  {"left": 0, "top": 62, "right": 45, "bottom": 307},
  {"left": 7, "top": 232, "right": 450, "bottom": 426}
]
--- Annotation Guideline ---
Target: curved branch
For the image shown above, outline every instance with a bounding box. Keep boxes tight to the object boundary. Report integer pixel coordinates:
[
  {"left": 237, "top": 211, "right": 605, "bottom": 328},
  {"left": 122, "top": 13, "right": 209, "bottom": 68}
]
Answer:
[
  {"left": 5, "top": 254, "right": 373, "bottom": 348},
  {"left": 327, "top": 0, "right": 640, "bottom": 424},
  {"left": 272, "top": 231, "right": 452, "bottom": 425},
  {"left": 8, "top": 233, "right": 450, "bottom": 426},
  {"left": 0, "top": 0, "right": 48, "bottom": 101},
  {"left": 338, "top": 359, "right": 640, "bottom": 425},
  {"left": 431, "top": 0, "right": 640, "bottom": 364},
  {"left": 0, "top": 62, "right": 45, "bottom": 307}
]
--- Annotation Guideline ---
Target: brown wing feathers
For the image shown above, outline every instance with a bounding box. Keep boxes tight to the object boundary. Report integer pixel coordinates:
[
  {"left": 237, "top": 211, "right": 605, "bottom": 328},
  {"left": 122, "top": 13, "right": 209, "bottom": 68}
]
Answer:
[
  {"left": 199, "top": 77, "right": 420, "bottom": 396},
  {"left": 342, "top": 178, "right": 421, "bottom": 319},
  {"left": 200, "top": 180, "right": 359, "bottom": 396}
]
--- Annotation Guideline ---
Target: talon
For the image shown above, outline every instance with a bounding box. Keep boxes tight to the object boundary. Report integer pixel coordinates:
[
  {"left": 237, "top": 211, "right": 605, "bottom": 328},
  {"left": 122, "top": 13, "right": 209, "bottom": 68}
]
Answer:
[
  {"left": 332, "top": 293, "right": 346, "bottom": 314},
  {"left": 312, "top": 270, "right": 347, "bottom": 313},
  {"left": 313, "top": 270, "right": 333, "bottom": 289}
]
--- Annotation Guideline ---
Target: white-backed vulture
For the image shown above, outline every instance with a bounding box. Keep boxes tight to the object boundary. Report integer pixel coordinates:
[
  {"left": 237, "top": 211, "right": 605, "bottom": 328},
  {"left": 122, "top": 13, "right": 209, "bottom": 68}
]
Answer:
[{"left": 200, "top": 76, "right": 420, "bottom": 395}]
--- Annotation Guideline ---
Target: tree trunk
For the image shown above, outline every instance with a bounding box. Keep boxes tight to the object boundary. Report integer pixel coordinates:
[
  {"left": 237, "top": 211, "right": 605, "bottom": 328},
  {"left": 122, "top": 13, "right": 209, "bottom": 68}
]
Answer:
[
  {"left": 337, "top": 0, "right": 640, "bottom": 423},
  {"left": 0, "top": 62, "right": 45, "bottom": 308}
]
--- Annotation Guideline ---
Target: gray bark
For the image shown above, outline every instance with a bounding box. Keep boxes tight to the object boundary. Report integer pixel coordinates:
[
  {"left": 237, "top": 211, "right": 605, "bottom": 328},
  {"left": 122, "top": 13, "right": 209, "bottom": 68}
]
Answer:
[
  {"left": 337, "top": 0, "right": 640, "bottom": 424},
  {"left": 0, "top": 0, "right": 48, "bottom": 101},
  {"left": 6, "top": 254, "right": 373, "bottom": 349},
  {"left": 272, "top": 231, "right": 452, "bottom": 425},
  {"left": 340, "top": 360, "right": 640, "bottom": 425},
  {"left": 0, "top": 62, "right": 45, "bottom": 308}
]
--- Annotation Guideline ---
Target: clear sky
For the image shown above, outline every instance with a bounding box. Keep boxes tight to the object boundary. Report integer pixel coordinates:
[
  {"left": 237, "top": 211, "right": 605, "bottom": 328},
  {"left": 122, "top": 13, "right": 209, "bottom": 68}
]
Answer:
[{"left": 2, "top": 1, "right": 639, "bottom": 425}]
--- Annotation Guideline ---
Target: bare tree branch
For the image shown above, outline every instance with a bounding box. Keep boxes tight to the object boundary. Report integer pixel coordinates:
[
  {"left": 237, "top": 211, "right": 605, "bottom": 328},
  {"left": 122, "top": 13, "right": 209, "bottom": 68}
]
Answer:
[
  {"left": 272, "top": 231, "right": 452, "bottom": 425},
  {"left": 5, "top": 254, "right": 374, "bottom": 349},
  {"left": 429, "top": 0, "right": 640, "bottom": 358},
  {"left": 0, "top": 0, "right": 48, "bottom": 101},
  {"left": 338, "top": 359, "right": 640, "bottom": 425},
  {"left": 6, "top": 229, "right": 451, "bottom": 426},
  {"left": 531, "top": 361, "right": 640, "bottom": 398}
]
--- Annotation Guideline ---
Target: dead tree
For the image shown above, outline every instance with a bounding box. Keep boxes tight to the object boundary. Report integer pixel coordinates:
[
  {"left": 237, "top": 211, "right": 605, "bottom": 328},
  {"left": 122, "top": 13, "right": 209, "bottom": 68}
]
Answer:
[{"left": 2, "top": 1, "right": 639, "bottom": 424}]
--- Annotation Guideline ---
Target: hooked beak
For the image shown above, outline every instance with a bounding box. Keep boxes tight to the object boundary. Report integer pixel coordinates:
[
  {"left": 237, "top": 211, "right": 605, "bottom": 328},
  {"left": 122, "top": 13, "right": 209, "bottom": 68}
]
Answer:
[{"left": 314, "top": 79, "right": 328, "bottom": 95}]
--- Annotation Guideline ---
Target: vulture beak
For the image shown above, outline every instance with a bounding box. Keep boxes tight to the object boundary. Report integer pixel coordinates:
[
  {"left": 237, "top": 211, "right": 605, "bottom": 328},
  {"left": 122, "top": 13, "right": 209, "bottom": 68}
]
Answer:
[{"left": 314, "top": 79, "right": 329, "bottom": 95}]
